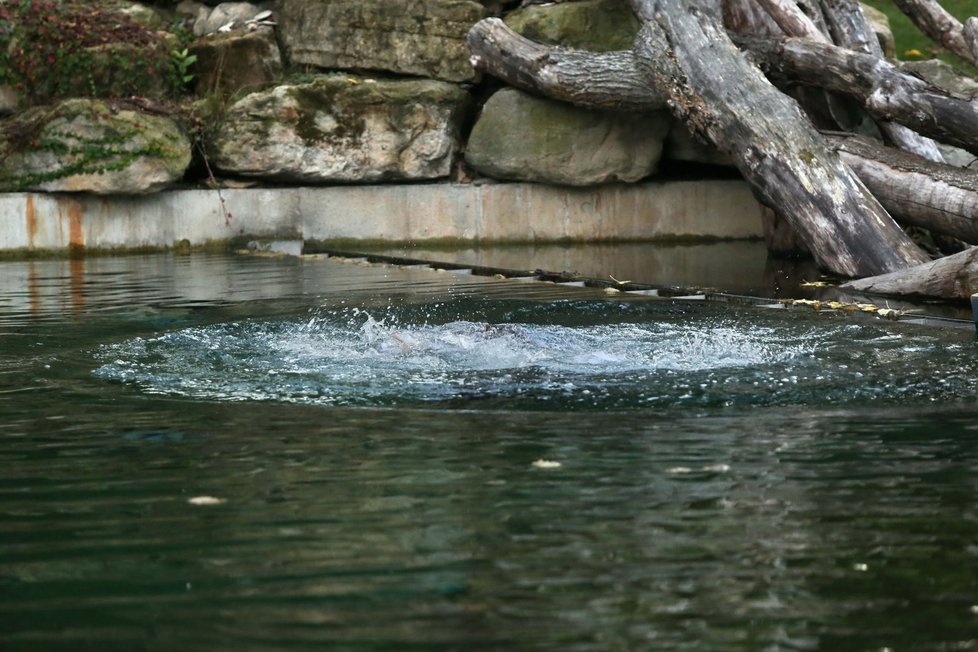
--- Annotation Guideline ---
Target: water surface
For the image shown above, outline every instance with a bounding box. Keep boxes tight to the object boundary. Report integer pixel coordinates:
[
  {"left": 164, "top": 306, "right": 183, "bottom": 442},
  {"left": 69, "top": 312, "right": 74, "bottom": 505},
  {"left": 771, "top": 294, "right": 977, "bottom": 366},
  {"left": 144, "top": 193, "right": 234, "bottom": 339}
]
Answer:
[{"left": 1, "top": 253, "right": 977, "bottom": 651}]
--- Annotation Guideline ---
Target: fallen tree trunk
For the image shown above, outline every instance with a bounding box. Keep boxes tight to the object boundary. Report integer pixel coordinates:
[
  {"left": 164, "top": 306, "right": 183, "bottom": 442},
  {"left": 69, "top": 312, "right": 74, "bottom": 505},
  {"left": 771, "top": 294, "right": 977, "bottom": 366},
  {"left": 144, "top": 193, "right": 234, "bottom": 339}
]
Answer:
[
  {"left": 754, "top": 0, "right": 828, "bottom": 41},
  {"left": 468, "top": 17, "right": 970, "bottom": 269},
  {"left": 746, "top": 35, "right": 978, "bottom": 155},
  {"left": 841, "top": 245, "right": 978, "bottom": 299},
  {"left": 723, "top": 0, "right": 784, "bottom": 36},
  {"left": 626, "top": 0, "right": 928, "bottom": 277},
  {"left": 827, "top": 133, "right": 978, "bottom": 243},
  {"left": 817, "top": 0, "right": 945, "bottom": 162},
  {"left": 891, "top": 0, "right": 977, "bottom": 65},
  {"left": 466, "top": 18, "right": 665, "bottom": 113}
]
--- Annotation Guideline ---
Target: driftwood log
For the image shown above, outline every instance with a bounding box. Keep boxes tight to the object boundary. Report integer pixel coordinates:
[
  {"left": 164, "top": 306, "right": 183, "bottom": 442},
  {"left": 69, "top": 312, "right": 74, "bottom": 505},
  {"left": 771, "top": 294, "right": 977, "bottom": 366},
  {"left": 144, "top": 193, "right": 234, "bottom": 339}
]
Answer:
[
  {"left": 626, "top": 0, "right": 928, "bottom": 276},
  {"left": 743, "top": 36, "right": 978, "bottom": 155},
  {"left": 466, "top": 20, "right": 664, "bottom": 112},
  {"left": 468, "top": 0, "right": 978, "bottom": 297},
  {"left": 842, "top": 246, "right": 978, "bottom": 298},
  {"left": 469, "top": 16, "right": 938, "bottom": 276},
  {"left": 828, "top": 134, "right": 978, "bottom": 243}
]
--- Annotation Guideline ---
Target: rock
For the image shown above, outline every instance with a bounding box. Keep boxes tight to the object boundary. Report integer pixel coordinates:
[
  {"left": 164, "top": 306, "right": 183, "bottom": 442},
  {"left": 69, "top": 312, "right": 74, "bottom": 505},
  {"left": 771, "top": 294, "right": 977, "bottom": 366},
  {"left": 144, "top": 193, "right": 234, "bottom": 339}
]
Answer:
[
  {"left": 937, "top": 143, "right": 978, "bottom": 170},
  {"left": 278, "top": 0, "right": 486, "bottom": 83},
  {"left": 208, "top": 75, "right": 472, "bottom": 183},
  {"left": 504, "top": 0, "right": 639, "bottom": 52},
  {"left": 0, "top": 99, "right": 191, "bottom": 194},
  {"left": 190, "top": 26, "right": 282, "bottom": 97},
  {"left": 861, "top": 3, "right": 896, "bottom": 59},
  {"left": 194, "top": 1, "right": 272, "bottom": 36},
  {"left": 465, "top": 88, "right": 670, "bottom": 186},
  {"left": 898, "top": 59, "right": 978, "bottom": 98}
]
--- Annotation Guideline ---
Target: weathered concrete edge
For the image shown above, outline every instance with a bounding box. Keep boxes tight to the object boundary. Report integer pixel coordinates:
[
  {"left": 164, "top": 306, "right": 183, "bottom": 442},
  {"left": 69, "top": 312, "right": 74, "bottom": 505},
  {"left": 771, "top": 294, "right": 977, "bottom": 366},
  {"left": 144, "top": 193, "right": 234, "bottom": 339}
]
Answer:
[{"left": 0, "top": 181, "right": 764, "bottom": 255}]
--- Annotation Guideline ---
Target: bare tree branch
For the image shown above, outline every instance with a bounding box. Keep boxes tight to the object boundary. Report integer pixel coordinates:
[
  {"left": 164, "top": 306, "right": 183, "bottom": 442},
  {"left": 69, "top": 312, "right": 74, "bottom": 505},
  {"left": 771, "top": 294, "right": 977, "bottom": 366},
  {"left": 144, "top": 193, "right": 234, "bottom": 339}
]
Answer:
[
  {"left": 467, "top": 18, "right": 665, "bottom": 112},
  {"left": 891, "top": 0, "right": 977, "bottom": 65},
  {"left": 626, "top": 0, "right": 928, "bottom": 276}
]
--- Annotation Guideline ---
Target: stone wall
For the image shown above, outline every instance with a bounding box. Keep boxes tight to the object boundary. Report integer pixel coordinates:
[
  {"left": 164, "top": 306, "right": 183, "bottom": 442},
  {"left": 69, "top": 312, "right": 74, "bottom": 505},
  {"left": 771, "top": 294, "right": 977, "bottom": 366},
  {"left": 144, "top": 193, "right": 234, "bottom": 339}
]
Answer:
[
  {"left": 0, "top": 0, "right": 907, "bottom": 201},
  {"left": 0, "top": 0, "right": 709, "bottom": 197}
]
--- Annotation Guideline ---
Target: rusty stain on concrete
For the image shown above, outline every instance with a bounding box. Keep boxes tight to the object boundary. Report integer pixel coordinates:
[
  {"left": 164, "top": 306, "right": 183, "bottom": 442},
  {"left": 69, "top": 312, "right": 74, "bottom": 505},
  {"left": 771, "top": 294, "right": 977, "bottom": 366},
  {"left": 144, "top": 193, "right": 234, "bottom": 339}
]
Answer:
[
  {"left": 66, "top": 198, "right": 85, "bottom": 252},
  {"left": 25, "top": 195, "right": 37, "bottom": 249}
]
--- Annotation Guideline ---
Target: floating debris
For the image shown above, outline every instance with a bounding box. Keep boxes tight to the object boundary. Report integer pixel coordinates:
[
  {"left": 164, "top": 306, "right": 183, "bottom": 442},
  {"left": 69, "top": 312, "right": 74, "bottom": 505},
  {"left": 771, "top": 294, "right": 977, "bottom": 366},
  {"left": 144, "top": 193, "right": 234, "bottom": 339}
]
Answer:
[
  {"left": 532, "top": 459, "right": 562, "bottom": 469},
  {"left": 702, "top": 464, "right": 731, "bottom": 472},
  {"left": 668, "top": 464, "right": 730, "bottom": 474},
  {"left": 187, "top": 496, "right": 226, "bottom": 506},
  {"left": 853, "top": 563, "right": 869, "bottom": 572}
]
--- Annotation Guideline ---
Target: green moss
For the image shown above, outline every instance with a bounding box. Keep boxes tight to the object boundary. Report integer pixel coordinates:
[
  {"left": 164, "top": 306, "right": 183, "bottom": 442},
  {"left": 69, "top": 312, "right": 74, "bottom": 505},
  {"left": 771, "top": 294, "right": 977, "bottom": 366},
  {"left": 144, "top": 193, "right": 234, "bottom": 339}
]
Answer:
[
  {"left": 504, "top": 0, "right": 639, "bottom": 52},
  {"left": 288, "top": 79, "right": 365, "bottom": 147}
]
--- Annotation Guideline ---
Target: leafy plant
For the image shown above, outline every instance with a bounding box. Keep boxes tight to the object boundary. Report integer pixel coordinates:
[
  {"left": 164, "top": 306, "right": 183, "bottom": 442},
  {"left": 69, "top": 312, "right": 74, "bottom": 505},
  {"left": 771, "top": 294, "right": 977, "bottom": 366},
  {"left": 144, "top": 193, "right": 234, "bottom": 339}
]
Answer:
[
  {"left": 0, "top": 0, "right": 191, "bottom": 106},
  {"left": 172, "top": 48, "right": 198, "bottom": 87}
]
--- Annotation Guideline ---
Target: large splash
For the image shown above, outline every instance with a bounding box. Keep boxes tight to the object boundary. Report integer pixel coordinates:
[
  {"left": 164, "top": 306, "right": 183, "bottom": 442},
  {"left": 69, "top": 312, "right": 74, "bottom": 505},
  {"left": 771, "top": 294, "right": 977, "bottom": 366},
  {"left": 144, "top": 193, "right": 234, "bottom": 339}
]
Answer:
[{"left": 91, "top": 303, "right": 976, "bottom": 410}]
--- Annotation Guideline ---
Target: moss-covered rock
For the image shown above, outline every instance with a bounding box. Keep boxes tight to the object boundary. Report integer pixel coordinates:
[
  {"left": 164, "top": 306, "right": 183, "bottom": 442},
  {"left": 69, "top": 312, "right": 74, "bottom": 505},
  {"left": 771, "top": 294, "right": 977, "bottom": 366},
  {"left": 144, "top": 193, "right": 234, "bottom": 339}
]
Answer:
[
  {"left": 0, "top": 99, "right": 191, "bottom": 194},
  {"left": 504, "top": 0, "right": 638, "bottom": 52},
  {"left": 465, "top": 88, "right": 670, "bottom": 186},
  {"left": 208, "top": 75, "right": 472, "bottom": 182},
  {"left": 278, "top": 0, "right": 486, "bottom": 83}
]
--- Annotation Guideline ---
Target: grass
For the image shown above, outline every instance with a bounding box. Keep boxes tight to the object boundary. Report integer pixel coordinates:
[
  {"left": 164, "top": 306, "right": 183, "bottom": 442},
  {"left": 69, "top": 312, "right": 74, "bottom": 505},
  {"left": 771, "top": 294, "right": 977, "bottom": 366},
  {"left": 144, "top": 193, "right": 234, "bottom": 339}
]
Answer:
[{"left": 862, "top": 0, "right": 977, "bottom": 71}]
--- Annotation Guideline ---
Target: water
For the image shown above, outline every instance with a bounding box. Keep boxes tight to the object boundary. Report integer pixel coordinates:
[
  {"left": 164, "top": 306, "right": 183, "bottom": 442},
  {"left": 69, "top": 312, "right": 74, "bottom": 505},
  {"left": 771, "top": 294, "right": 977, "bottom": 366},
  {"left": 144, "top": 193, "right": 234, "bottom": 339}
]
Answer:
[{"left": 2, "top": 253, "right": 978, "bottom": 651}]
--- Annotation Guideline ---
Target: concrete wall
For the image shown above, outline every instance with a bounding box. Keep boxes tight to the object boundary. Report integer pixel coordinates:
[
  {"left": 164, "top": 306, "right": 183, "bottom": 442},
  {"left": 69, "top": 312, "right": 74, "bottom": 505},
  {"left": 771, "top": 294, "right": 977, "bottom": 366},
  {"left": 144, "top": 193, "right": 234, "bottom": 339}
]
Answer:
[{"left": 0, "top": 181, "right": 764, "bottom": 254}]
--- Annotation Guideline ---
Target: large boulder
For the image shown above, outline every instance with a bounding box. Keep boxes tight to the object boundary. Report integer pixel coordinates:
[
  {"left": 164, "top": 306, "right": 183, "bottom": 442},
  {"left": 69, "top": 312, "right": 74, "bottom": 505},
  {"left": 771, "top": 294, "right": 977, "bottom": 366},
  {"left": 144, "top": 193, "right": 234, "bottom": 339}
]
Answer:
[
  {"left": 504, "top": 0, "right": 639, "bottom": 51},
  {"left": 208, "top": 75, "right": 472, "bottom": 183},
  {"left": 278, "top": 0, "right": 486, "bottom": 83},
  {"left": 465, "top": 88, "right": 671, "bottom": 186},
  {"left": 0, "top": 99, "right": 191, "bottom": 194},
  {"left": 190, "top": 26, "right": 282, "bottom": 97}
]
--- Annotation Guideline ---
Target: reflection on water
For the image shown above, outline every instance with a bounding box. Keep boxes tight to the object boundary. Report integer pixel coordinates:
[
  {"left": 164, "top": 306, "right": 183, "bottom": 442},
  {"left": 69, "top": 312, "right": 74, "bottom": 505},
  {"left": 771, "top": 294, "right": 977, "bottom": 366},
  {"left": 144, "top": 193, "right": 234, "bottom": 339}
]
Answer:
[
  {"left": 1, "top": 253, "right": 978, "bottom": 651},
  {"left": 361, "top": 241, "right": 820, "bottom": 296}
]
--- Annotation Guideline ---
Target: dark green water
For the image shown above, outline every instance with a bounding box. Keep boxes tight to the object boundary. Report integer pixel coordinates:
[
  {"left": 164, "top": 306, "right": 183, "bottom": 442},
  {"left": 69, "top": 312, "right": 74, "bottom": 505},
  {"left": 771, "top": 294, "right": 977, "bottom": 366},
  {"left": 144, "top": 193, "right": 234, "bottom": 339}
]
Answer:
[{"left": 2, "top": 253, "right": 977, "bottom": 651}]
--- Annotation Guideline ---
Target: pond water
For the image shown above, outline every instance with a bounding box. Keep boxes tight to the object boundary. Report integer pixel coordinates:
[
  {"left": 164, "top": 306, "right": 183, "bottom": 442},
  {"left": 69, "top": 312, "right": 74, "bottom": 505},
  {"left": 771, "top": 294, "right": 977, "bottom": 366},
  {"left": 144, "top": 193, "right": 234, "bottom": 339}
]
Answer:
[{"left": 2, "top": 252, "right": 978, "bottom": 651}]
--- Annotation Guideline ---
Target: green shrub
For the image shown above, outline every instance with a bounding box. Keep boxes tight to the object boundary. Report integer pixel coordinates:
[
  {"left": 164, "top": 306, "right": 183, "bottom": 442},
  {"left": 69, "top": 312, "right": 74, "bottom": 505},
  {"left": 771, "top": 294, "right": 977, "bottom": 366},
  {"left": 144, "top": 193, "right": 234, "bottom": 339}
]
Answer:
[{"left": 0, "top": 0, "right": 190, "bottom": 106}]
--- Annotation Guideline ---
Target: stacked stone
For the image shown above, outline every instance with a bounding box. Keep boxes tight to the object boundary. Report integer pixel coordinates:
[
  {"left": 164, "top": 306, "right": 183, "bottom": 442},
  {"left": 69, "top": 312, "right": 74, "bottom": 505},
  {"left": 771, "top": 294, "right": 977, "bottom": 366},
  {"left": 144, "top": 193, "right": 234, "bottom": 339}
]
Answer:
[{"left": 0, "top": 0, "right": 906, "bottom": 194}]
